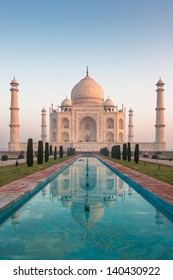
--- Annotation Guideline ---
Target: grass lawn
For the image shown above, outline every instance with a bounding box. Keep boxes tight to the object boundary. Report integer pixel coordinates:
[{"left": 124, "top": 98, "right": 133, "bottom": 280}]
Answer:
[
  {"left": 0, "top": 157, "right": 70, "bottom": 187},
  {"left": 1, "top": 155, "right": 173, "bottom": 188},
  {"left": 103, "top": 157, "right": 173, "bottom": 185}
]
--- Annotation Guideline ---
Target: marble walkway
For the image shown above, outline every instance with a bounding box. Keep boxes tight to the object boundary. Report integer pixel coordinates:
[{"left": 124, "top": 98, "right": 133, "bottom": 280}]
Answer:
[
  {"left": 0, "top": 157, "right": 76, "bottom": 220},
  {"left": 100, "top": 157, "right": 173, "bottom": 204}
]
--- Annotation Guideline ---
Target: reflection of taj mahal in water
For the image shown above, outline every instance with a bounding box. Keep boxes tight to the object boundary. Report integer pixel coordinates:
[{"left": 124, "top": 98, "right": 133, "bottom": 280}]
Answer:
[
  {"left": 8, "top": 68, "right": 166, "bottom": 152},
  {"left": 10, "top": 157, "right": 164, "bottom": 231},
  {"left": 48, "top": 157, "right": 164, "bottom": 229}
]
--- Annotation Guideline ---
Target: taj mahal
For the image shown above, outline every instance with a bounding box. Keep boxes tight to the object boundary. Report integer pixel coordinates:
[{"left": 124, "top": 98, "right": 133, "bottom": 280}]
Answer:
[{"left": 8, "top": 68, "right": 166, "bottom": 152}]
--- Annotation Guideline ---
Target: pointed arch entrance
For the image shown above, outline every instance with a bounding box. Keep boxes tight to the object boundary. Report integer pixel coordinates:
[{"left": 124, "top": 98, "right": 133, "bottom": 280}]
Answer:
[{"left": 79, "top": 116, "right": 96, "bottom": 142}]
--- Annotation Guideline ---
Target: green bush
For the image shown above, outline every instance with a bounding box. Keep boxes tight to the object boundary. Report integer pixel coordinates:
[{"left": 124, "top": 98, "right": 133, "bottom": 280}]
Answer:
[
  {"left": 2, "top": 155, "right": 8, "bottom": 161},
  {"left": 45, "top": 142, "right": 49, "bottom": 162},
  {"left": 116, "top": 145, "right": 121, "bottom": 159},
  {"left": 67, "top": 148, "right": 70, "bottom": 156},
  {"left": 127, "top": 142, "right": 131, "bottom": 162},
  {"left": 134, "top": 144, "right": 139, "bottom": 164},
  {"left": 18, "top": 153, "right": 24, "bottom": 159},
  {"left": 101, "top": 147, "right": 109, "bottom": 156},
  {"left": 27, "top": 138, "right": 33, "bottom": 167},
  {"left": 50, "top": 145, "right": 53, "bottom": 155},
  {"left": 54, "top": 146, "right": 57, "bottom": 160},
  {"left": 111, "top": 145, "right": 116, "bottom": 158},
  {"left": 37, "top": 140, "right": 43, "bottom": 164},
  {"left": 122, "top": 143, "right": 127, "bottom": 161},
  {"left": 152, "top": 154, "right": 158, "bottom": 159},
  {"left": 59, "top": 145, "right": 63, "bottom": 158},
  {"left": 143, "top": 154, "right": 148, "bottom": 158}
]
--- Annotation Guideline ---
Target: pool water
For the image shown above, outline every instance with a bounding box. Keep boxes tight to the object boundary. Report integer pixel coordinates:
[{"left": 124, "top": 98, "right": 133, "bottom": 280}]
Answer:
[{"left": 0, "top": 156, "right": 173, "bottom": 260}]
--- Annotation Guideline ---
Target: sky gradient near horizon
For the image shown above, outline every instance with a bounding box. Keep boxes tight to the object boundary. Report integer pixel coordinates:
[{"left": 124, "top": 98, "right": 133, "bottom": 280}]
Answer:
[{"left": 0, "top": 0, "right": 173, "bottom": 149}]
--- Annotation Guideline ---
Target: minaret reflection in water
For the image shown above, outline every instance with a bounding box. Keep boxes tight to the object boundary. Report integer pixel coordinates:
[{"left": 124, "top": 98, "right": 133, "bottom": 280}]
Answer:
[{"left": 84, "top": 156, "right": 90, "bottom": 215}]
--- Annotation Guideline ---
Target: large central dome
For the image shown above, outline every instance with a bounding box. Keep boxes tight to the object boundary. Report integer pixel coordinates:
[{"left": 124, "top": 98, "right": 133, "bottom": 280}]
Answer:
[{"left": 71, "top": 73, "right": 104, "bottom": 105}]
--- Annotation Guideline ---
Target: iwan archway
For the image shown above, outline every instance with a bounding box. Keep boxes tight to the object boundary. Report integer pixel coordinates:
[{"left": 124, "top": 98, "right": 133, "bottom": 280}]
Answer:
[{"left": 78, "top": 117, "right": 96, "bottom": 142}]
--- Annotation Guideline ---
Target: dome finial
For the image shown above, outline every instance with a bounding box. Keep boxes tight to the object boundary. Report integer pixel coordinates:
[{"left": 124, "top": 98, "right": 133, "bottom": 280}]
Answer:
[{"left": 86, "top": 66, "right": 89, "bottom": 76}]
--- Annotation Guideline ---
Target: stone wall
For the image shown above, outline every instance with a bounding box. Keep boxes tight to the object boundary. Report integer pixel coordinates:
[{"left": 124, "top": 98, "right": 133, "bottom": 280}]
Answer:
[{"left": 8, "top": 141, "right": 167, "bottom": 153}]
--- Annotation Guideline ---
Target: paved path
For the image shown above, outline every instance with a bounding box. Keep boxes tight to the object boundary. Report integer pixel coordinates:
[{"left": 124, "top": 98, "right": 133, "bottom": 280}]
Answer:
[
  {"left": 0, "top": 157, "right": 76, "bottom": 220},
  {"left": 140, "top": 157, "right": 173, "bottom": 166},
  {"left": 1, "top": 159, "right": 26, "bottom": 167},
  {"left": 100, "top": 157, "right": 173, "bottom": 205}
]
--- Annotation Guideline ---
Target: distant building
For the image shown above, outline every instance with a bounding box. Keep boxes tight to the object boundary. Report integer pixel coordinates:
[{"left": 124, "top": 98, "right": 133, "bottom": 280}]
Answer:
[
  {"left": 8, "top": 70, "right": 166, "bottom": 152},
  {"left": 49, "top": 68, "right": 126, "bottom": 152}
]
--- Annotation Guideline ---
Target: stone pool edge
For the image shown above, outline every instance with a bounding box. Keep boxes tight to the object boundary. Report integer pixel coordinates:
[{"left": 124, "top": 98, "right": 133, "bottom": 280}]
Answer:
[
  {"left": 0, "top": 157, "right": 78, "bottom": 223},
  {"left": 98, "top": 156, "right": 173, "bottom": 220}
]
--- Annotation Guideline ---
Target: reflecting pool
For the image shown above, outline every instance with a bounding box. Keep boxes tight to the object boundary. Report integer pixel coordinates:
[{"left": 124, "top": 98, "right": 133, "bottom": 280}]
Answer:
[{"left": 0, "top": 156, "right": 173, "bottom": 260}]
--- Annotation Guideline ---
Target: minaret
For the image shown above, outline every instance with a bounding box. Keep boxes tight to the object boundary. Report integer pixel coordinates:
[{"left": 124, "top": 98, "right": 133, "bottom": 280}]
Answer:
[
  {"left": 41, "top": 107, "right": 47, "bottom": 142},
  {"left": 9, "top": 77, "right": 20, "bottom": 151},
  {"left": 155, "top": 78, "right": 166, "bottom": 150},
  {"left": 128, "top": 108, "right": 134, "bottom": 143}
]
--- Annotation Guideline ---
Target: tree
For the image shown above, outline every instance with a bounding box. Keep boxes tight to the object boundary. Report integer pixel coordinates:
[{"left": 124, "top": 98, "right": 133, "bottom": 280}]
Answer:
[
  {"left": 103, "top": 147, "right": 109, "bottom": 156},
  {"left": 116, "top": 145, "right": 121, "bottom": 160},
  {"left": 111, "top": 145, "right": 116, "bottom": 158},
  {"left": 54, "top": 146, "right": 57, "bottom": 160},
  {"left": 37, "top": 140, "right": 43, "bottom": 164},
  {"left": 59, "top": 145, "right": 63, "bottom": 158},
  {"left": 127, "top": 142, "right": 131, "bottom": 162},
  {"left": 45, "top": 142, "right": 49, "bottom": 162},
  {"left": 27, "top": 138, "right": 33, "bottom": 167},
  {"left": 134, "top": 144, "right": 139, "bottom": 164},
  {"left": 122, "top": 143, "right": 127, "bottom": 161},
  {"left": 50, "top": 145, "right": 53, "bottom": 155}
]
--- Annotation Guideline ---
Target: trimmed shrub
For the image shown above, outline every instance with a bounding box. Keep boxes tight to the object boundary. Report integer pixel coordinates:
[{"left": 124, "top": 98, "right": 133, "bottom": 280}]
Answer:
[
  {"left": 59, "top": 145, "right": 63, "bottom": 158},
  {"left": 134, "top": 144, "right": 139, "bottom": 164},
  {"left": 54, "top": 146, "right": 57, "bottom": 160},
  {"left": 18, "top": 152, "right": 24, "bottom": 159},
  {"left": 45, "top": 142, "right": 49, "bottom": 162},
  {"left": 27, "top": 138, "right": 33, "bottom": 167},
  {"left": 143, "top": 154, "right": 148, "bottom": 158},
  {"left": 100, "top": 147, "right": 109, "bottom": 156},
  {"left": 37, "top": 140, "right": 43, "bottom": 164},
  {"left": 111, "top": 145, "right": 121, "bottom": 159},
  {"left": 2, "top": 155, "right": 8, "bottom": 161},
  {"left": 122, "top": 143, "right": 127, "bottom": 161},
  {"left": 152, "top": 154, "right": 158, "bottom": 159},
  {"left": 50, "top": 145, "right": 53, "bottom": 155},
  {"left": 127, "top": 142, "right": 131, "bottom": 162},
  {"left": 67, "top": 148, "right": 70, "bottom": 156},
  {"left": 111, "top": 145, "right": 116, "bottom": 158},
  {"left": 116, "top": 145, "right": 121, "bottom": 160}
]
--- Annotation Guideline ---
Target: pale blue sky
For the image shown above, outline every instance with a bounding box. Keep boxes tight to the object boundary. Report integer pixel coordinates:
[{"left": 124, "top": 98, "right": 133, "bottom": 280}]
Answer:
[{"left": 0, "top": 0, "right": 173, "bottom": 149}]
